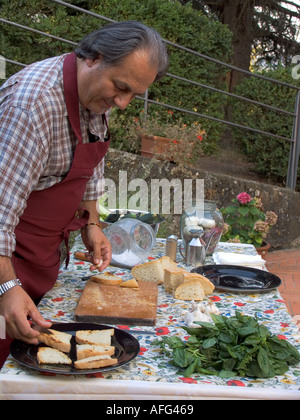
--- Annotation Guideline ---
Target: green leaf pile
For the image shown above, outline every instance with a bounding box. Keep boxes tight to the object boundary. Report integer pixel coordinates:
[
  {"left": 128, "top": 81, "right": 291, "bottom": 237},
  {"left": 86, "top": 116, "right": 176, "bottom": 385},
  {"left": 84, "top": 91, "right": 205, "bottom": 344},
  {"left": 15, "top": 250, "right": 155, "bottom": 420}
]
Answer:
[{"left": 152, "top": 312, "right": 300, "bottom": 379}]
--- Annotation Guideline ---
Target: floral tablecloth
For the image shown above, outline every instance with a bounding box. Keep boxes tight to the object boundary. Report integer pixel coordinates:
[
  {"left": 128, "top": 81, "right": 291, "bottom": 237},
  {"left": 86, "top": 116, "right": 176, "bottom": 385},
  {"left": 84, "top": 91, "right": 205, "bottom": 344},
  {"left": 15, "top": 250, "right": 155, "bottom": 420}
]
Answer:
[{"left": 1, "top": 237, "right": 300, "bottom": 400}]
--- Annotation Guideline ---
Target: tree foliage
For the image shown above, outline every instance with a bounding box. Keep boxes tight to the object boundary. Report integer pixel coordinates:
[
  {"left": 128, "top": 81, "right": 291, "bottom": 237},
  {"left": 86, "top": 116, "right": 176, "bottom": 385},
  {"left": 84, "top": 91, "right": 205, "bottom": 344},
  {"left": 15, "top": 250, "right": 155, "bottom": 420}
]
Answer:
[{"left": 180, "top": 0, "right": 300, "bottom": 90}]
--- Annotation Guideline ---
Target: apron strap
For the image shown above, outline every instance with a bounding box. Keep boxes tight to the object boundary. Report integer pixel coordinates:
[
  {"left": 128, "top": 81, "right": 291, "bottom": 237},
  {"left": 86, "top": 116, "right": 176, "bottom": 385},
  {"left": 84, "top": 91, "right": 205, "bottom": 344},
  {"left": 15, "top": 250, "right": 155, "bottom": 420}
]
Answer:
[{"left": 63, "top": 53, "right": 83, "bottom": 144}]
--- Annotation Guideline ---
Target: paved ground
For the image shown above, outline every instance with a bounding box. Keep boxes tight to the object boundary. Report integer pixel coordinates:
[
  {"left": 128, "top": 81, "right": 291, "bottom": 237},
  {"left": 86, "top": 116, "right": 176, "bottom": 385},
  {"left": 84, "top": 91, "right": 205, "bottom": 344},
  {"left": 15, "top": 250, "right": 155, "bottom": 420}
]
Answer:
[{"left": 265, "top": 248, "right": 300, "bottom": 329}]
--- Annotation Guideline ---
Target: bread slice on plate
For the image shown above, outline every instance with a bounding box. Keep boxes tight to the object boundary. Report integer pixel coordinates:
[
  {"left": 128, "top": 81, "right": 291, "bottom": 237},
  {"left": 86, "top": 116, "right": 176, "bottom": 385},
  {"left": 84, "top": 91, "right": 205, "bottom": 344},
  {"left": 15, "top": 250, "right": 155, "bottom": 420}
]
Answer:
[
  {"left": 76, "top": 344, "right": 115, "bottom": 360},
  {"left": 38, "top": 329, "right": 72, "bottom": 353},
  {"left": 175, "top": 279, "right": 205, "bottom": 301},
  {"left": 75, "top": 329, "right": 114, "bottom": 346},
  {"left": 37, "top": 347, "right": 72, "bottom": 365},
  {"left": 90, "top": 272, "right": 122, "bottom": 286},
  {"left": 74, "top": 354, "right": 118, "bottom": 370}
]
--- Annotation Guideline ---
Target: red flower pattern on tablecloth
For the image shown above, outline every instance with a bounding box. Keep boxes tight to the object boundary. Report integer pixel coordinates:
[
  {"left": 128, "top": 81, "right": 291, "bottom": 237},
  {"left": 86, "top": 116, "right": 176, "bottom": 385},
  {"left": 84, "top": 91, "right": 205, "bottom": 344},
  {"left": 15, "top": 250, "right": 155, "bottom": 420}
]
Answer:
[
  {"left": 179, "top": 377, "right": 197, "bottom": 384},
  {"left": 209, "top": 296, "right": 221, "bottom": 302},
  {"left": 139, "top": 347, "right": 148, "bottom": 356},
  {"left": 155, "top": 327, "right": 170, "bottom": 335},
  {"left": 52, "top": 297, "right": 63, "bottom": 302},
  {"left": 227, "top": 380, "right": 245, "bottom": 387}
]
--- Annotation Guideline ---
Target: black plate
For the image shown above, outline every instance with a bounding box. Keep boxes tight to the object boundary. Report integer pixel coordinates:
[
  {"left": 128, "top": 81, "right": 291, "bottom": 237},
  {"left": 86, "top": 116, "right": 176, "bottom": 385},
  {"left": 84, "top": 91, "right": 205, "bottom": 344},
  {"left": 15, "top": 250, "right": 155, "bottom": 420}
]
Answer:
[
  {"left": 191, "top": 264, "right": 281, "bottom": 293},
  {"left": 10, "top": 322, "right": 140, "bottom": 375}
]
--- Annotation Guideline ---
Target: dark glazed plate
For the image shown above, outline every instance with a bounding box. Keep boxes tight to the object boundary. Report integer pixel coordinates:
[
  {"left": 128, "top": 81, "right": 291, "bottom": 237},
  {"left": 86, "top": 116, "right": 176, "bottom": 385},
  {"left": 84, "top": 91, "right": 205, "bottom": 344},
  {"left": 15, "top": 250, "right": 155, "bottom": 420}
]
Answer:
[
  {"left": 191, "top": 265, "right": 281, "bottom": 293},
  {"left": 10, "top": 322, "right": 140, "bottom": 375}
]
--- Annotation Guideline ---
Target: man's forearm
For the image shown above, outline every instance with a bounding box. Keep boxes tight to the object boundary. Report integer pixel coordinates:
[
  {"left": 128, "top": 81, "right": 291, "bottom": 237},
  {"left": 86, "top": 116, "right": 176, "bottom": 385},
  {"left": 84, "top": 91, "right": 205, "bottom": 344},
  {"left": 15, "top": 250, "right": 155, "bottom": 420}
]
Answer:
[
  {"left": 0, "top": 256, "right": 18, "bottom": 285},
  {"left": 80, "top": 200, "right": 99, "bottom": 224}
]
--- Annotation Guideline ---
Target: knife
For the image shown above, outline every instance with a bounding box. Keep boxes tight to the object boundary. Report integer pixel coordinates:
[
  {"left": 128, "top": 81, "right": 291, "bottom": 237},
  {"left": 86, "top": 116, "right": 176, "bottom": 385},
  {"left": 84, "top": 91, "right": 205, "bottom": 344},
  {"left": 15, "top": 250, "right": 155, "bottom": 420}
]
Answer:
[
  {"left": 121, "top": 329, "right": 156, "bottom": 335},
  {"left": 31, "top": 322, "right": 53, "bottom": 335}
]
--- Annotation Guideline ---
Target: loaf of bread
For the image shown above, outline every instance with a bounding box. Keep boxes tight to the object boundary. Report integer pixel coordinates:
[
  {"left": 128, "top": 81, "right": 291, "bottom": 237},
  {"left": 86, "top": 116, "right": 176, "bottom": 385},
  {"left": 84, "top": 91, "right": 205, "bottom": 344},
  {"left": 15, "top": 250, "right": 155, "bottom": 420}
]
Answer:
[
  {"left": 164, "top": 267, "right": 188, "bottom": 294},
  {"left": 75, "top": 329, "right": 114, "bottom": 346},
  {"left": 38, "top": 329, "right": 72, "bottom": 354},
  {"left": 175, "top": 279, "right": 205, "bottom": 301},
  {"left": 74, "top": 354, "right": 118, "bottom": 370},
  {"left": 76, "top": 344, "right": 115, "bottom": 360},
  {"left": 37, "top": 347, "right": 72, "bottom": 365},
  {"left": 131, "top": 256, "right": 179, "bottom": 285},
  {"left": 90, "top": 272, "right": 122, "bottom": 286}
]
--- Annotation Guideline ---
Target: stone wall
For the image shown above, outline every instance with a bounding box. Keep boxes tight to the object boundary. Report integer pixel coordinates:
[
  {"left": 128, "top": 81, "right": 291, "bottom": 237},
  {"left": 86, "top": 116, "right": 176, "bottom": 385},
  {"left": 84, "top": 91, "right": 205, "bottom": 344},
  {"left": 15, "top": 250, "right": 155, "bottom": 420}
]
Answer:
[{"left": 103, "top": 149, "right": 300, "bottom": 250}]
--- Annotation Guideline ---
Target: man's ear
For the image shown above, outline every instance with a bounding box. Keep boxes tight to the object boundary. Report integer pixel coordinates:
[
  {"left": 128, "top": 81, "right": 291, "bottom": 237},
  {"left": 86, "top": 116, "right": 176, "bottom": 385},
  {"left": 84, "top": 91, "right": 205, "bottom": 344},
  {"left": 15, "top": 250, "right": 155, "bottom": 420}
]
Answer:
[{"left": 86, "top": 56, "right": 103, "bottom": 68}]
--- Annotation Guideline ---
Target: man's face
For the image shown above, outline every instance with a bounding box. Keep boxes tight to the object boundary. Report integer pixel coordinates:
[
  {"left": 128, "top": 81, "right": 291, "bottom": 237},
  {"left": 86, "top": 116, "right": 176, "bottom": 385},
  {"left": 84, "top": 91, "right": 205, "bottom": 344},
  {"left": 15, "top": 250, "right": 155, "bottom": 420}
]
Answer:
[{"left": 77, "top": 50, "right": 158, "bottom": 114}]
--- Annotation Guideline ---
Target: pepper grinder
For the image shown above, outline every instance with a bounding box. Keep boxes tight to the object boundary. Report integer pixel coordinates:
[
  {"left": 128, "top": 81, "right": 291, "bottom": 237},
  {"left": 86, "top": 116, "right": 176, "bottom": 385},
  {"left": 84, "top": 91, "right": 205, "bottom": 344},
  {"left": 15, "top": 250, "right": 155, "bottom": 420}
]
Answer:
[{"left": 165, "top": 235, "right": 178, "bottom": 261}]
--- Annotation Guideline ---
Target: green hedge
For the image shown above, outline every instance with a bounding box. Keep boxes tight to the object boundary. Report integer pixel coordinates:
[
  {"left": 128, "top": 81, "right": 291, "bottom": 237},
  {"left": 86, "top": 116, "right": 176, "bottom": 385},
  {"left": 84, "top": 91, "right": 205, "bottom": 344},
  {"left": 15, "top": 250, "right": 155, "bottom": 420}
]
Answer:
[{"left": 230, "top": 66, "right": 300, "bottom": 189}]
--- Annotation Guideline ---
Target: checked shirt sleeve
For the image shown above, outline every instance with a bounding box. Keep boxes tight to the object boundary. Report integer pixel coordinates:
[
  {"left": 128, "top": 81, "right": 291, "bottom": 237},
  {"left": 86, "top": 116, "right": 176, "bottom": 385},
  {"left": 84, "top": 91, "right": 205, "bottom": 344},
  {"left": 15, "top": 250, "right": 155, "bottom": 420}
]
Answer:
[{"left": 0, "top": 106, "right": 48, "bottom": 256}]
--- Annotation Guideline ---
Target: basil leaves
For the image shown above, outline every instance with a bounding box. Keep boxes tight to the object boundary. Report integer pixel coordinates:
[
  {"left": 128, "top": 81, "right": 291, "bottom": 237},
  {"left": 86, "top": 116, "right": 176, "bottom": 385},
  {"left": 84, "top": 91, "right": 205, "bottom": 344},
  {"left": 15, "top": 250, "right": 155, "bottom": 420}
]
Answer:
[{"left": 152, "top": 312, "right": 300, "bottom": 378}]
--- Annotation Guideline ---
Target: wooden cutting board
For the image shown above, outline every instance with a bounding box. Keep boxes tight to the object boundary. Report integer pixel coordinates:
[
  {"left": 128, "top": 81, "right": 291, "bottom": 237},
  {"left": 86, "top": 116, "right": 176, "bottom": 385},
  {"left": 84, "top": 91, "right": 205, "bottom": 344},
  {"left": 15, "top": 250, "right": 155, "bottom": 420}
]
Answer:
[{"left": 75, "top": 280, "right": 158, "bottom": 326}]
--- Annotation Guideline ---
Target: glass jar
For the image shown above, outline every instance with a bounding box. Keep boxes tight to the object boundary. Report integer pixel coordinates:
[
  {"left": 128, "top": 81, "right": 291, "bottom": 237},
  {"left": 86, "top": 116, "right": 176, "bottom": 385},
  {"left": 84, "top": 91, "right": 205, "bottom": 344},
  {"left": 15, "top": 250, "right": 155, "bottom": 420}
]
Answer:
[
  {"left": 180, "top": 200, "right": 224, "bottom": 256},
  {"left": 104, "top": 218, "right": 156, "bottom": 268}
]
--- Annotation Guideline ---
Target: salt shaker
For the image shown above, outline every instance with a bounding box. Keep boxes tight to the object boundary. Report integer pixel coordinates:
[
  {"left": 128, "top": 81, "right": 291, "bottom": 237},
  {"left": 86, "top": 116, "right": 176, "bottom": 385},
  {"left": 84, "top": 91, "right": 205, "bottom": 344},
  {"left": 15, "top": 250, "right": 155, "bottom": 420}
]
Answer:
[{"left": 165, "top": 235, "right": 178, "bottom": 261}]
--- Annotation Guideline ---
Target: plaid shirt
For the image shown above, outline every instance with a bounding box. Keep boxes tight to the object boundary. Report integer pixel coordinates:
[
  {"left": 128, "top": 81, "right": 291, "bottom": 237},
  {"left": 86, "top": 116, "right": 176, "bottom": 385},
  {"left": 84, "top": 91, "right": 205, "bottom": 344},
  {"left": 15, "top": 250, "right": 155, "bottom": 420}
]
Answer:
[{"left": 0, "top": 54, "right": 109, "bottom": 257}]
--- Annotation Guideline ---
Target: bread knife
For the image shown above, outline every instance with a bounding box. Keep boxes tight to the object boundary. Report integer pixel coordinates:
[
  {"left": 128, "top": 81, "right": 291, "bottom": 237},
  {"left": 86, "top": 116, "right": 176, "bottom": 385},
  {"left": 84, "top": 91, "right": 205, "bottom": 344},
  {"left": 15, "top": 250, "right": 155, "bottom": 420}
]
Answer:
[{"left": 31, "top": 322, "right": 53, "bottom": 335}]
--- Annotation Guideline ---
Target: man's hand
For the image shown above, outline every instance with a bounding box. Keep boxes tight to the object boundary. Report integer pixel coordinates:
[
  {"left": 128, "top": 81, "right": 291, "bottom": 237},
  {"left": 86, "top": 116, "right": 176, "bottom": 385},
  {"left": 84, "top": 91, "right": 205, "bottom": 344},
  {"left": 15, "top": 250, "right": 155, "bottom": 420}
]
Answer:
[
  {"left": 0, "top": 286, "right": 52, "bottom": 344},
  {"left": 81, "top": 224, "right": 112, "bottom": 271}
]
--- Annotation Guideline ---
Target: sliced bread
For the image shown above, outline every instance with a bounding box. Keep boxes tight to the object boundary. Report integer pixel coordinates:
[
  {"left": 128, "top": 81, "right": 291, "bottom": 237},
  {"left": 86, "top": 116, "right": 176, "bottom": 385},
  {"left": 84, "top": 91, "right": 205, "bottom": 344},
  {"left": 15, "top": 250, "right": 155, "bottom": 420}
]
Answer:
[
  {"left": 175, "top": 279, "right": 205, "bottom": 301},
  {"left": 75, "top": 328, "right": 114, "bottom": 346},
  {"left": 183, "top": 272, "right": 215, "bottom": 295},
  {"left": 74, "top": 354, "right": 118, "bottom": 370},
  {"left": 76, "top": 344, "right": 115, "bottom": 360},
  {"left": 119, "top": 279, "right": 139, "bottom": 288},
  {"left": 37, "top": 347, "right": 72, "bottom": 365},
  {"left": 90, "top": 272, "right": 122, "bottom": 286},
  {"left": 38, "top": 329, "right": 72, "bottom": 353}
]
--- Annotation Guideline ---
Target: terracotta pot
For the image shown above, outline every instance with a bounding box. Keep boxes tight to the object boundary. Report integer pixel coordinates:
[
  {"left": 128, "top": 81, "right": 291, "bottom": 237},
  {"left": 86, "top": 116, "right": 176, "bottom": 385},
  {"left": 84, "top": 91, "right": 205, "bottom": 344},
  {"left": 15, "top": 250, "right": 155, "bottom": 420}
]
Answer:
[
  {"left": 140, "top": 134, "right": 175, "bottom": 160},
  {"left": 256, "top": 242, "right": 271, "bottom": 258}
]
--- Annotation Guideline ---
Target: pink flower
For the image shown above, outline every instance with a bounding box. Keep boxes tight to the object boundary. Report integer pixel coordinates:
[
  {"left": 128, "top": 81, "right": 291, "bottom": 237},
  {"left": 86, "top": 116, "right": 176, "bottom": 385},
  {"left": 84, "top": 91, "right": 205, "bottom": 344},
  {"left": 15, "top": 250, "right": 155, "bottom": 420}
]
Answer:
[{"left": 237, "top": 192, "right": 252, "bottom": 204}]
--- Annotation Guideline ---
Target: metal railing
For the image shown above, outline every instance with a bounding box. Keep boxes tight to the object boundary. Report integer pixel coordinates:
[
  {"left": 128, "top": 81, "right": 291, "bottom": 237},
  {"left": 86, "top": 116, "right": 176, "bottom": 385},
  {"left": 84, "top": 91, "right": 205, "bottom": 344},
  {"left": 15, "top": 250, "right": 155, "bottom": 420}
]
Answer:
[{"left": 1, "top": 0, "right": 299, "bottom": 190}]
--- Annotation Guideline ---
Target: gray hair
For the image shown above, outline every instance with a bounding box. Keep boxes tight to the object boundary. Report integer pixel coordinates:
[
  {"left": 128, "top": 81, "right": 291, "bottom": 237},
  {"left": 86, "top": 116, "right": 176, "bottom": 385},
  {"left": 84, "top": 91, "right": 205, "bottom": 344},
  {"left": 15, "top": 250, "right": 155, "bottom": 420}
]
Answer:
[{"left": 75, "top": 20, "right": 169, "bottom": 81}]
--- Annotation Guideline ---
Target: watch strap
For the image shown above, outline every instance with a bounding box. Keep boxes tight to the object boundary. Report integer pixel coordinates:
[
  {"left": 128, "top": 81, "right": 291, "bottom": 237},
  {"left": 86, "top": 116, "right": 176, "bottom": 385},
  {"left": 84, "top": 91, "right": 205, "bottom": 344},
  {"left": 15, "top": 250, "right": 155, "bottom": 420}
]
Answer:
[{"left": 0, "top": 279, "right": 22, "bottom": 297}]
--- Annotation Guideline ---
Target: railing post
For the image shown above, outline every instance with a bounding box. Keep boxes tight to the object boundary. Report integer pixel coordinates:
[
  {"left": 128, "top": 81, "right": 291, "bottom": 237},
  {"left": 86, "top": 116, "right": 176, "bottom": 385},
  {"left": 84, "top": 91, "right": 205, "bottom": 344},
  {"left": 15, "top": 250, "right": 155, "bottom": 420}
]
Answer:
[{"left": 287, "top": 91, "right": 300, "bottom": 190}]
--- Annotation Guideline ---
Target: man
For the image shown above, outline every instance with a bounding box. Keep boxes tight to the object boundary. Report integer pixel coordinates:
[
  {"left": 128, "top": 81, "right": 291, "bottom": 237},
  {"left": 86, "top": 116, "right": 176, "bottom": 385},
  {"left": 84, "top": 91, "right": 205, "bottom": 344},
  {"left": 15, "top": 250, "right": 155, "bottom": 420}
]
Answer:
[{"left": 0, "top": 21, "right": 168, "bottom": 366}]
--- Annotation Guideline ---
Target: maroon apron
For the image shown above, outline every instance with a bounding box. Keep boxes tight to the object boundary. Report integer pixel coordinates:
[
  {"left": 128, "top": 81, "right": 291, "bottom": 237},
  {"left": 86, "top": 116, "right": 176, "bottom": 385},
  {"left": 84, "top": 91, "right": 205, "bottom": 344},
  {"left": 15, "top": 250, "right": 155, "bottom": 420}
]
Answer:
[{"left": 0, "top": 52, "right": 110, "bottom": 365}]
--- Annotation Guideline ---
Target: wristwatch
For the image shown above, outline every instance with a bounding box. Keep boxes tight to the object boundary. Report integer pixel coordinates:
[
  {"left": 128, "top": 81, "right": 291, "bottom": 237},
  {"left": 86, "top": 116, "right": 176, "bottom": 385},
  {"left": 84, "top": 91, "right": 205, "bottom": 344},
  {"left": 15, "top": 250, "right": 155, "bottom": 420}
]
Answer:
[{"left": 0, "top": 279, "right": 22, "bottom": 297}]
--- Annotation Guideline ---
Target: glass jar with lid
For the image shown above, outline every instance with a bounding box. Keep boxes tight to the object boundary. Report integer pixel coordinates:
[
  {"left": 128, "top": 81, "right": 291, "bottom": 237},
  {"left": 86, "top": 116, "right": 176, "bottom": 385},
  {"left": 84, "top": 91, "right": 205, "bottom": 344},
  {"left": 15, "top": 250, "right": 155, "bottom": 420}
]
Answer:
[{"left": 180, "top": 200, "right": 224, "bottom": 255}]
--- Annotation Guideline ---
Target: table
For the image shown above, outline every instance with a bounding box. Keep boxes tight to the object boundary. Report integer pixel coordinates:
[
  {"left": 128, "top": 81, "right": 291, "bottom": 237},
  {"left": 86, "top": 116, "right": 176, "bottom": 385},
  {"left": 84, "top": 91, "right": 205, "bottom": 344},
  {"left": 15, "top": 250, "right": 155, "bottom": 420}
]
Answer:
[{"left": 1, "top": 238, "right": 300, "bottom": 400}]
